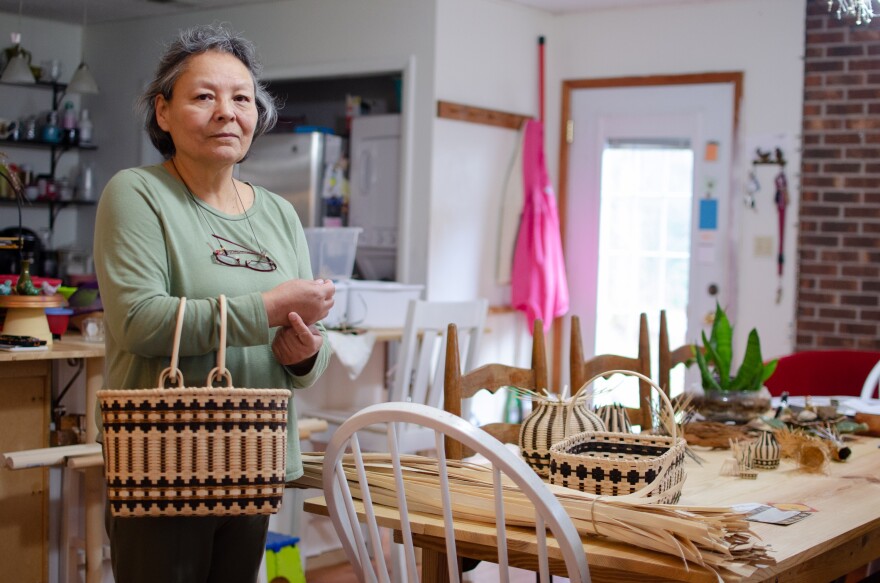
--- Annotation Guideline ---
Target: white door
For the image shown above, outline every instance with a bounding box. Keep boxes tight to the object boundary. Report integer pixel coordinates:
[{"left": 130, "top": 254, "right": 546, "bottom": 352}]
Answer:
[{"left": 564, "top": 82, "right": 737, "bottom": 402}]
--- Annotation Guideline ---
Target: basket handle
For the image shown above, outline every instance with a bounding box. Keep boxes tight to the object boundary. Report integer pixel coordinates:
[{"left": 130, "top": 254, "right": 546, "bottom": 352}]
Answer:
[
  {"left": 568, "top": 369, "right": 677, "bottom": 440},
  {"left": 206, "top": 294, "right": 233, "bottom": 388},
  {"left": 157, "top": 298, "right": 187, "bottom": 388}
]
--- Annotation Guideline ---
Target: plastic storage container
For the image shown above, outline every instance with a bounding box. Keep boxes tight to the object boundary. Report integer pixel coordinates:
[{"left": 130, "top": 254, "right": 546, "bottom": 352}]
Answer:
[
  {"left": 303, "top": 227, "right": 361, "bottom": 280},
  {"left": 346, "top": 280, "right": 424, "bottom": 328}
]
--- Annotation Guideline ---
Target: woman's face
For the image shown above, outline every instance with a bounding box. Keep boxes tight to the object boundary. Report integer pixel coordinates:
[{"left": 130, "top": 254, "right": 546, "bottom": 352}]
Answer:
[{"left": 156, "top": 50, "right": 258, "bottom": 167}]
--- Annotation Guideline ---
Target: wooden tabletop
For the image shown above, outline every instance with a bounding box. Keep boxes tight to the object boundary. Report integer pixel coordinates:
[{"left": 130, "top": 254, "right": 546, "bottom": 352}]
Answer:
[
  {"left": 304, "top": 434, "right": 880, "bottom": 582},
  {"left": 0, "top": 333, "right": 105, "bottom": 362}
]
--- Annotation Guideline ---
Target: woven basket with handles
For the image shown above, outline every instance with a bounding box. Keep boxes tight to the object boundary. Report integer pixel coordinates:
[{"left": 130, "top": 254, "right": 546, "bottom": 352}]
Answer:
[
  {"left": 97, "top": 295, "right": 291, "bottom": 517},
  {"left": 519, "top": 393, "right": 606, "bottom": 477},
  {"left": 548, "top": 370, "right": 686, "bottom": 504}
]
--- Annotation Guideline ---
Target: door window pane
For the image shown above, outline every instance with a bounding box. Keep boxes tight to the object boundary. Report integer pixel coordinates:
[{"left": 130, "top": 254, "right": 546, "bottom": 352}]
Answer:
[{"left": 592, "top": 144, "right": 694, "bottom": 411}]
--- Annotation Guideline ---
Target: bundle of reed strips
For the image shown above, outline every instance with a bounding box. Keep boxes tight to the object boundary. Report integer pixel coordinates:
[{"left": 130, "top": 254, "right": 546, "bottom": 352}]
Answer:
[{"left": 300, "top": 452, "right": 774, "bottom": 579}]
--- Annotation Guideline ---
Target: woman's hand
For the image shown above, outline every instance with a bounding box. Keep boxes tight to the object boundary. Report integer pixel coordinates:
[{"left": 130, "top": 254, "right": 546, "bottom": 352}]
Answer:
[
  {"left": 262, "top": 278, "right": 335, "bottom": 327},
  {"left": 272, "top": 311, "right": 323, "bottom": 369}
]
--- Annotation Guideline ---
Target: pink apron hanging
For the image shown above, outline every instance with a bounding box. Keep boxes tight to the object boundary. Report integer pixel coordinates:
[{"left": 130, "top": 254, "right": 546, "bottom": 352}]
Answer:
[{"left": 511, "top": 119, "right": 569, "bottom": 334}]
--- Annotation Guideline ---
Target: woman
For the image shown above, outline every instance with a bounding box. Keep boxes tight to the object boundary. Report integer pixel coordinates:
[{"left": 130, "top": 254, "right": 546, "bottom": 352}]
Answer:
[{"left": 93, "top": 24, "right": 334, "bottom": 582}]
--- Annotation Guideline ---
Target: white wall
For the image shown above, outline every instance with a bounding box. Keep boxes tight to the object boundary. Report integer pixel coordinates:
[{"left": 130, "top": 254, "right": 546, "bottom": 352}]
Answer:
[
  {"left": 552, "top": 0, "right": 806, "bottom": 359},
  {"left": 432, "top": 0, "right": 553, "bottom": 305},
  {"left": 82, "top": 0, "right": 437, "bottom": 285}
]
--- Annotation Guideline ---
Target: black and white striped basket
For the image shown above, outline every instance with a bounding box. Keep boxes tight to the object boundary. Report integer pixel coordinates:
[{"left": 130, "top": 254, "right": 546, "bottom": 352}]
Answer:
[
  {"left": 519, "top": 398, "right": 606, "bottom": 477},
  {"left": 97, "top": 296, "right": 291, "bottom": 517},
  {"left": 594, "top": 403, "right": 634, "bottom": 433},
  {"left": 549, "top": 370, "right": 686, "bottom": 504}
]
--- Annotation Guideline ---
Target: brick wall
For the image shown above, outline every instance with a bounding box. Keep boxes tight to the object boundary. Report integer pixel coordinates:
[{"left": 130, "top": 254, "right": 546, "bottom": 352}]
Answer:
[{"left": 797, "top": 0, "right": 880, "bottom": 350}]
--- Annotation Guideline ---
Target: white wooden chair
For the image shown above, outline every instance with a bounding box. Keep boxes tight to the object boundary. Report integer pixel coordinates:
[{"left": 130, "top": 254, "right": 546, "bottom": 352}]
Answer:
[
  {"left": 862, "top": 359, "right": 880, "bottom": 399},
  {"left": 303, "top": 298, "right": 488, "bottom": 453},
  {"left": 322, "top": 401, "right": 591, "bottom": 583}
]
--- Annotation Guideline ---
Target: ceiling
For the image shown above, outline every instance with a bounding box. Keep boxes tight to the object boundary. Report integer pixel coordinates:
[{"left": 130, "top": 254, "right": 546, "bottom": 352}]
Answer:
[{"left": 0, "top": 0, "right": 700, "bottom": 26}]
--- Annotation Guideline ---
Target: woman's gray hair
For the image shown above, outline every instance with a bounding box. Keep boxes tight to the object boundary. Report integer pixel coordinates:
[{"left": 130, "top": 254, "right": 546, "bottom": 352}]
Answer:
[{"left": 138, "top": 23, "right": 278, "bottom": 160}]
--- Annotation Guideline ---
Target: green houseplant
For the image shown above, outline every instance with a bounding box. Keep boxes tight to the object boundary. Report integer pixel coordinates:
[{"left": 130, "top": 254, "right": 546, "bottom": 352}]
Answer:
[{"left": 693, "top": 303, "right": 778, "bottom": 423}]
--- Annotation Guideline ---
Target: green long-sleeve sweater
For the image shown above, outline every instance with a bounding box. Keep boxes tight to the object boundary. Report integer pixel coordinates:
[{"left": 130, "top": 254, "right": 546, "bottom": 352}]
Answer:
[{"left": 93, "top": 164, "right": 331, "bottom": 481}]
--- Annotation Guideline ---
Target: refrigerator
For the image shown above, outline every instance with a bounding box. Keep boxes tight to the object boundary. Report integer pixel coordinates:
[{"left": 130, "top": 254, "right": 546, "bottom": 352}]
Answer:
[
  {"left": 238, "top": 131, "right": 344, "bottom": 228},
  {"left": 348, "top": 114, "right": 401, "bottom": 280}
]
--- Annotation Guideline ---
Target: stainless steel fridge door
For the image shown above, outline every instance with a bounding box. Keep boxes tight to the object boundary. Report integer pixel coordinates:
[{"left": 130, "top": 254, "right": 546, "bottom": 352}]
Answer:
[{"left": 239, "top": 132, "right": 324, "bottom": 227}]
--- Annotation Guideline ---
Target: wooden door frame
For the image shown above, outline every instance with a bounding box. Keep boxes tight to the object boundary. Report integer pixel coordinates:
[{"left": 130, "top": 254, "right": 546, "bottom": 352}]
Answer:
[{"left": 554, "top": 72, "right": 744, "bottom": 391}]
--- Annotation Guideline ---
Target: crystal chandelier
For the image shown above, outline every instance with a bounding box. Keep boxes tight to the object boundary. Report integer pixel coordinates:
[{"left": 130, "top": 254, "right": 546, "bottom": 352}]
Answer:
[{"left": 828, "top": 0, "right": 875, "bottom": 25}]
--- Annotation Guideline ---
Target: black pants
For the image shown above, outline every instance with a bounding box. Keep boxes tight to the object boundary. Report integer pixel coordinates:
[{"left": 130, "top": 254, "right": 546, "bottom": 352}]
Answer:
[{"left": 106, "top": 504, "right": 269, "bottom": 583}]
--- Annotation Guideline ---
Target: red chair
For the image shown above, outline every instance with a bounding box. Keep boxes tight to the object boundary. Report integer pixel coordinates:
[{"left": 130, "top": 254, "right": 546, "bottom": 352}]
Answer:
[{"left": 764, "top": 350, "right": 880, "bottom": 397}]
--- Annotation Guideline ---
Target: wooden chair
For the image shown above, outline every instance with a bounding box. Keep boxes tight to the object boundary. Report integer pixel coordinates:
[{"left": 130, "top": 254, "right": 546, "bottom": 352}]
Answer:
[
  {"left": 658, "top": 309, "right": 696, "bottom": 396},
  {"left": 322, "top": 401, "right": 591, "bottom": 583},
  {"left": 443, "top": 318, "right": 547, "bottom": 461},
  {"left": 570, "top": 313, "right": 652, "bottom": 430}
]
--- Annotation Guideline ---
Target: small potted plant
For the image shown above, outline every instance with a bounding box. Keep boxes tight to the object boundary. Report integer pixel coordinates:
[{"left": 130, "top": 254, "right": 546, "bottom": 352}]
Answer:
[{"left": 693, "top": 303, "right": 777, "bottom": 423}]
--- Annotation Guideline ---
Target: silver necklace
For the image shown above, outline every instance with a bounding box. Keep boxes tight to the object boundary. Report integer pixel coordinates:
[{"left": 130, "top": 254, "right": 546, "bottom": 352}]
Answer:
[{"left": 170, "top": 157, "right": 268, "bottom": 258}]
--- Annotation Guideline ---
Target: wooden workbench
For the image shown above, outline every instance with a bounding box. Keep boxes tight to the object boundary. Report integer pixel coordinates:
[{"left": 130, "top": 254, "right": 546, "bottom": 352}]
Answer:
[{"left": 0, "top": 334, "right": 105, "bottom": 583}]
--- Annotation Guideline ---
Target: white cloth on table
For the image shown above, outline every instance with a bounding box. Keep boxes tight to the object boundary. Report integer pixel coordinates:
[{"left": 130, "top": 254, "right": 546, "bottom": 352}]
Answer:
[{"left": 326, "top": 330, "right": 376, "bottom": 380}]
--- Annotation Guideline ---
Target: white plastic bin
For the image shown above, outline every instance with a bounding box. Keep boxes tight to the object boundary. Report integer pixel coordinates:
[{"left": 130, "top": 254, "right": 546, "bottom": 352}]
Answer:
[
  {"left": 303, "top": 227, "right": 361, "bottom": 280},
  {"left": 346, "top": 280, "right": 425, "bottom": 328}
]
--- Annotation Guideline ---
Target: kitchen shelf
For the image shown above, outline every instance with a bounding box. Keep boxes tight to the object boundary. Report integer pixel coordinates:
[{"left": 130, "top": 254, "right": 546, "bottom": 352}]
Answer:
[
  {"left": 0, "top": 140, "right": 97, "bottom": 152},
  {"left": 0, "top": 79, "right": 98, "bottom": 235},
  {"left": 0, "top": 199, "right": 96, "bottom": 230},
  {"left": 0, "top": 80, "right": 98, "bottom": 177},
  {"left": 0, "top": 79, "right": 69, "bottom": 109}
]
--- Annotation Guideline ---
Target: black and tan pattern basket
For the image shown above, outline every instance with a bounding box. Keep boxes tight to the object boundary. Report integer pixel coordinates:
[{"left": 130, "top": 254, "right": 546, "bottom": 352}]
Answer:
[
  {"left": 98, "top": 295, "right": 291, "bottom": 517},
  {"left": 548, "top": 370, "right": 686, "bottom": 504},
  {"left": 519, "top": 397, "right": 606, "bottom": 477}
]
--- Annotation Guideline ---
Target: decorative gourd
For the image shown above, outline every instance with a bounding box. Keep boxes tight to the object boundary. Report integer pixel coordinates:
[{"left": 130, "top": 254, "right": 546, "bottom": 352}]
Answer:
[{"left": 752, "top": 430, "right": 780, "bottom": 470}]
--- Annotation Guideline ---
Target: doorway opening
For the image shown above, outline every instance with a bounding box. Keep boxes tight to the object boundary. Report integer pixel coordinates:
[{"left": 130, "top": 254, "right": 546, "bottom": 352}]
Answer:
[
  {"left": 556, "top": 73, "right": 743, "bottom": 399},
  {"left": 263, "top": 72, "right": 405, "bottom": 281}
]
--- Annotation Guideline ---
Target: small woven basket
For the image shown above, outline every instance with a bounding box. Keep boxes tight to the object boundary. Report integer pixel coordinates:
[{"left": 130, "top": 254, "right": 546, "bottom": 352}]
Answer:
[
  {"left": 519, "top": 397, "right": 605, "bottom": 477},
  {"left": 98, "top": 296, "right": 291, "bottom": 517},
  {"left": 548, "top": 370, "right": 686, "bottom": 504}
]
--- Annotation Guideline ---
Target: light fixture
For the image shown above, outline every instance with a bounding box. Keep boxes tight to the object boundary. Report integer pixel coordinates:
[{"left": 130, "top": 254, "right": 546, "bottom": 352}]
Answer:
[
  {"left": 827, "top": 0, "right": 876, "bottom": 25},
  {"left": 0, "top": 1, "right": 35, "bottom": 85},
  {"left": 66, "top": 0, "right": 99, "bottom": 95},
  {"left": 67, "top": 62, "right": 98, "bottom": 94}
]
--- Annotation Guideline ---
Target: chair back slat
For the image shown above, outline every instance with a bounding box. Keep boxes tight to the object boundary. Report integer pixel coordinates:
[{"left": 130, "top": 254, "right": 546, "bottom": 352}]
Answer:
[
  {"left": 658, "top": 309, "right": 696, "bottom": 396},
  {"left": 408, "top": 328, "right": 441, "bottom": 406},
  {"left": 444, "top": 318, "right": 548, "bottom": 460},
  {"left": 570, "top": 314, "right": 652, "bottom": 430},
  {"left": 493, "top": 466, "right": 511, "bottom": 582},
  {"left": 350, "top": 432, "right": 390, "bottom": 583}
]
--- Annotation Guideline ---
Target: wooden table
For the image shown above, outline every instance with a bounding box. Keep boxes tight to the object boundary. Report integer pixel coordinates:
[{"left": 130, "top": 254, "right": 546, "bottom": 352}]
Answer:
[
  {"left": 304, "top": 434, "right": 880, "bottom": 582},
  {"left": 0, "top": 334, "right": 105, "bottom": 583}
]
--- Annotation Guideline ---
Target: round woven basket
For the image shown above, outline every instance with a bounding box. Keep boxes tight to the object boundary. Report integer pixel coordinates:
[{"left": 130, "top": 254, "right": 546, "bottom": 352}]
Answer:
[{"left": 548, "top": 370, "right": 687, "bottom": 504}]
